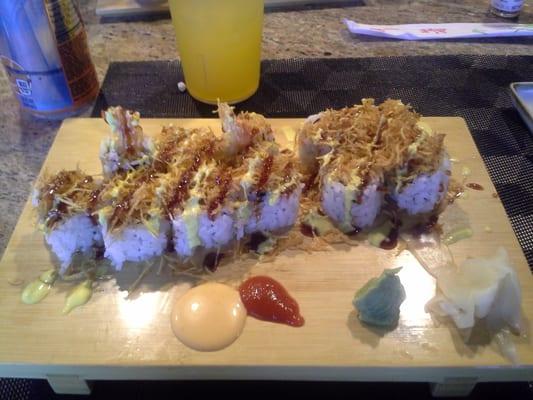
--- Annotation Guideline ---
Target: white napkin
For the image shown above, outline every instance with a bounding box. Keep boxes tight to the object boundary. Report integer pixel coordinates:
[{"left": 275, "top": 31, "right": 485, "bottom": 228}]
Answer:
[{"left": 343, "top": 20, "right": 533, "bottom": 40}]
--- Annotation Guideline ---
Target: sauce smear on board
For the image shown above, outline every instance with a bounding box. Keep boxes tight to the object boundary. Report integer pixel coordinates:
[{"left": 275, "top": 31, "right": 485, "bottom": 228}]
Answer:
[
  {"left": 466, "top": 182, "right": 484, "bottom": 191},
  {"left": 239, "top": 276, "right": 305, "bottom": 327}
]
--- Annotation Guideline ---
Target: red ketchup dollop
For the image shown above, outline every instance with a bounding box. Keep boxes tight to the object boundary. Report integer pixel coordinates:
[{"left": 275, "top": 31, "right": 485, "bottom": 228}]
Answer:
[{"left": 239, "top": 276, "right": 305, "bottom": 327}]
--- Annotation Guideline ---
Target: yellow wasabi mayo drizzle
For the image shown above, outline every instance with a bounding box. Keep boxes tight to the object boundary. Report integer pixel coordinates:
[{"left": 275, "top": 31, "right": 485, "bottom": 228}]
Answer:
[
  {"left": 343, "top": 190, "right": 355, "bottom": 231},
  {"left": 443, "top": 227, "right": 473, "bottom": 245},
  {"left": 21, "top": 269, "right": 58, "bottom": 305},
  {"left": 62, "top": 280, "right": 93, "bottom": 314},
  {"left": 182, "top": 197, "right": 202, "bottom": 249},
  {"left": 182, "top": 163, "right": 214, "bottom": 250},
  {"left": 234, "top": 201, "right": 252, "bottom": 236},
  {"left": 341, "top": 170, "right": 362, "bottom": 232},
  {"left": 368, "top": 220, "right": 394, "bottom": 248},
  {"left": 302, "top": 211, "right": 335, "bottom": 236}
]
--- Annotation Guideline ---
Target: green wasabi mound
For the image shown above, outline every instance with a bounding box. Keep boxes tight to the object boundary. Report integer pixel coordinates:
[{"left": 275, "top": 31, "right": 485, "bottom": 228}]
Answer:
[{"left": 353, "top": 267, "right": 406, "bottom": 328}]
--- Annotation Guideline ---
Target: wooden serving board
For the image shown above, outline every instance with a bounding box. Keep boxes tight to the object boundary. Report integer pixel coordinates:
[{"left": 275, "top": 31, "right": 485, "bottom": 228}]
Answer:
[{"left": 0, "top": 118, "right": 532, "bottom": 394}]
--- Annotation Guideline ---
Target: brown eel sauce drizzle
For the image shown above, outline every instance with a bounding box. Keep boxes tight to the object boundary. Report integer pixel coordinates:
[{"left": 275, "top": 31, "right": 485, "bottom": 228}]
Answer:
[
  {"left": 466, "top": 182, "right": 484, "bottom": 191},
  {"left": 166, "top": 142, "right": 215, "bottom": 214},
  {"left": 207, "top": 170, "right": 232, "bottom": 220}
]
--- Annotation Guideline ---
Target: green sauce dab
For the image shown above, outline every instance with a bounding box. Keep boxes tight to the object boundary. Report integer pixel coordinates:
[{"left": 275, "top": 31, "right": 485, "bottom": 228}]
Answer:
[{"left": 21, "top": 269, "right": 58, "bottom": 305}]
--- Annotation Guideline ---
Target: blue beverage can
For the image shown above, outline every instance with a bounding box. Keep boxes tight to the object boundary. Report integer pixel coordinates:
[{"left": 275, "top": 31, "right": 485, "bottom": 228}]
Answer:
[{"left": 0, "top": 0, "right": 99, "bottom": 118}]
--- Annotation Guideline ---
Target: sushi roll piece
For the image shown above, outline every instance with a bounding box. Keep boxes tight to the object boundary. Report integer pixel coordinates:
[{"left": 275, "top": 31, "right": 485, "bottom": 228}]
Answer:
[
  {"left": 99, "top": 106, "right": 154, "bottom": 177},
  {"left": 300, "top": 99, "right": 451, "bottom": 229},
  {"left": 32, "top": 170, "right": 103, "bottom": 273},
  {"left": 370, "top": 100, "right": 450, "bottom": 215},
  {"left": 216, "top": 101, "right": 303, "bottom": 236},
  {"left": 97, "top": 166, "right": 169, "bottom": 270},
  {"left": 320, "top": 152, "right": 384, "bottom": 232},
  {"left": 234, "top": 142, "right": 303, "bottom": 236},
  {"left": 298, "top": 100, "right": 384, "bottom": 231},
  {"left": 155, "top": 128, "right": 231, "bottom": 258},
  {"left": 166, "top": 161, "right": 239, "bottom": 258},
  {"left": 388, "top": 125, "right": 450, "bottom": 215}
]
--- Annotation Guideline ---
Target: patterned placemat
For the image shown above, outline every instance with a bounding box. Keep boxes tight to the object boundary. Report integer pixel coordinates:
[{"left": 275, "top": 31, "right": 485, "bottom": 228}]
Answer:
[{"left": 91, "top": 55, "right": 533, "bottom": 269}]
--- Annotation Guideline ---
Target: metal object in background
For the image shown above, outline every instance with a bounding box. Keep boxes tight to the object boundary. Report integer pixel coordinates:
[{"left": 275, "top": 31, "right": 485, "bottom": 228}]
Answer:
[
  {"left": 490, "top": 0, "right": 524, "bottom": 18},
  {"left": 0, "top": 0, "right": 99, "bottom": 119},
  {"left": 510, "top": 82, "right": 533, "bottom": 134}
]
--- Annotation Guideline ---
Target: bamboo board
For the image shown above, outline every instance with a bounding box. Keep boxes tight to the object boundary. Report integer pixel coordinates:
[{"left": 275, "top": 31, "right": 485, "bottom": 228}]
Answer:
[{"left": 0, "top": 117, "right": 532, "bottom": 385}]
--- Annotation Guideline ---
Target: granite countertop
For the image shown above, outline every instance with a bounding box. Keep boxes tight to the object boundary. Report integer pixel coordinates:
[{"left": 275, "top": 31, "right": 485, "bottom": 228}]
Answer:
[{"left": 0, "top": 0, "right": 532, "bottom": 254}]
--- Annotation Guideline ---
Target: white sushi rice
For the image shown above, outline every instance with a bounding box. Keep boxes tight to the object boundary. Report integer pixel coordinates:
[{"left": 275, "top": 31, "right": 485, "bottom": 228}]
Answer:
[
  {"left": 173, "top": 210, "right": 234, "bottom": 257},
  {"left": 45, "top": 214, "right": 103, "bottom": 273},
  {"left": 392, "top": 155, "right": 450, "bottom": 215},
  {"left": 103, "top": 221, "right": 170, "bottom": 270},
  {"left": 245, "top": 187, "right": 303, "bottom": 234},
  {"left": 321, "top": 179, "right": 383, "bottom": 230}
]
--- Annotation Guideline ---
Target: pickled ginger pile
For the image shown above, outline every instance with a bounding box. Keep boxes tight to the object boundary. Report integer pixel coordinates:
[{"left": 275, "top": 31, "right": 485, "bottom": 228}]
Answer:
[{"left": 405, "top": 232, "right": 524, "bottom": 364}]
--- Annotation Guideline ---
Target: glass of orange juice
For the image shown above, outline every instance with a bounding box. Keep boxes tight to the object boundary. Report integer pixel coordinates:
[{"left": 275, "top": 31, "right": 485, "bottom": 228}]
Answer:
[{"left": 169, "top": 0, "right": 264, "bottom": 104}]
